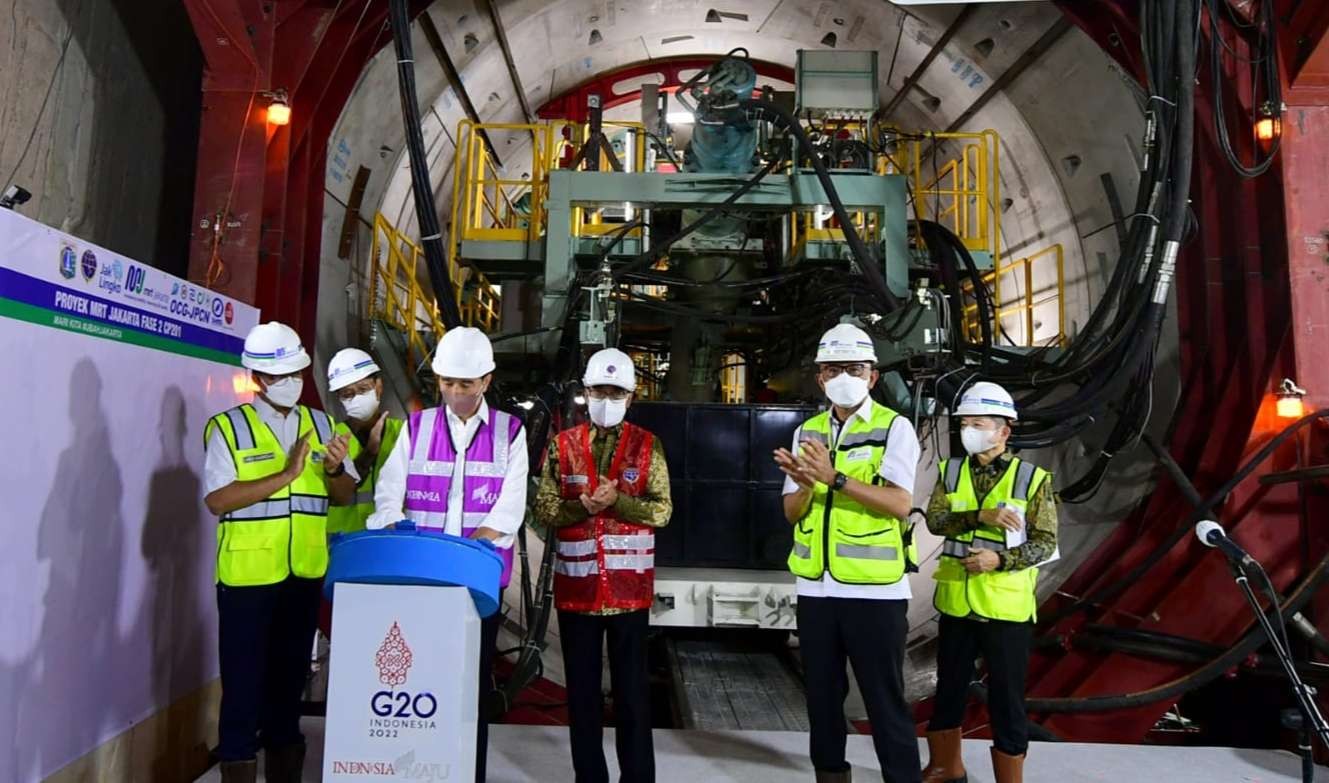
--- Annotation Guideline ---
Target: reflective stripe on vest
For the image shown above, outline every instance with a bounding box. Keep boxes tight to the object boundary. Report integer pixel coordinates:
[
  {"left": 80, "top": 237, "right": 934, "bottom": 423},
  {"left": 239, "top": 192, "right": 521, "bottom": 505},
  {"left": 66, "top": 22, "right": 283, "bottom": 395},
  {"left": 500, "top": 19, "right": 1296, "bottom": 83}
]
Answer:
[
  {"left": 553, "top": 422, "right": 658, "bottom": 612},
  {"left": 932, "top": 456, "right": 1049, "bottom": 623},
  {"left": 207, "top": 404, "right": 333, "bottom": 587},
  {"left": 787, "top": 402, "right": 915, "bottom": 585}
]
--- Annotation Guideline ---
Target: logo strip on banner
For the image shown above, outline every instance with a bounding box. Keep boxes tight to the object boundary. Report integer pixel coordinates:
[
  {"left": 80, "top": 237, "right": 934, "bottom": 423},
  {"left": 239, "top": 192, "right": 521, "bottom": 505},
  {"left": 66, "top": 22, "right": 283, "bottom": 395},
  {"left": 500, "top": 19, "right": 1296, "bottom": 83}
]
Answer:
[{"left": 0, "top": 267, "right": 244, "bottom": 365}]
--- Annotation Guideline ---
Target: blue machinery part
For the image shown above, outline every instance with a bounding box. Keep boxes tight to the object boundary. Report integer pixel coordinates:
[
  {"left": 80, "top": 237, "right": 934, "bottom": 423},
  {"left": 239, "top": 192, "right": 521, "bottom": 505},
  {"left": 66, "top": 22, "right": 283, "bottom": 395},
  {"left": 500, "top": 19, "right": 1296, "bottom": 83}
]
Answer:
[
  {"left": 325, "top": 527, "right": 504, "bottom": 617},
  {"left": 685, "top": 59, "right": 758, "bottom": 175}
]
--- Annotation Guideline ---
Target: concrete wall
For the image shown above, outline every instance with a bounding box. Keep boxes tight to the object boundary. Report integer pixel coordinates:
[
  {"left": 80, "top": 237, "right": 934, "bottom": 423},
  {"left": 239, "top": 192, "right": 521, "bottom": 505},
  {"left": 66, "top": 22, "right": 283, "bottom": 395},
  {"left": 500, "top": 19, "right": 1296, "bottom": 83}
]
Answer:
[{"left": 0, "top": 0, "right": 201, "bottom": 277}]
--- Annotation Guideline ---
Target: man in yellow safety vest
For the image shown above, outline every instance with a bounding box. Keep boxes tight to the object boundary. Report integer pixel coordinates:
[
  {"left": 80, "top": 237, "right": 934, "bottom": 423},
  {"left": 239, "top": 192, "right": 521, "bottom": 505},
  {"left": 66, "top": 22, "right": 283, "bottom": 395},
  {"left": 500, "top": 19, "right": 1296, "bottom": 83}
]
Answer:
[
  {"left": 325, "top": 347, "right": 404, "bottom": 535},
  {"left": 921, "top": 381, "right": 1058, "bottom": 783},
  {"left": 773, "top": 323, "right": 922, "bottom": 783},
  {"left": 203, "top": 322, "right": 356, "bottom": 783}
]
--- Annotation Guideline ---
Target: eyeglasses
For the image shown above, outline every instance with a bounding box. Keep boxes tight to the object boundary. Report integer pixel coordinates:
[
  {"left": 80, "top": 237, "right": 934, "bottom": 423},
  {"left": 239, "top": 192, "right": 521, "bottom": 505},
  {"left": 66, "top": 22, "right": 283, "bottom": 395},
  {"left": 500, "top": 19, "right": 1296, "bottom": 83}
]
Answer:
[
  {"left": 820, "top": 364, "right": 873, "bottom": 379},
  {"left": 335, "top": 379, "right": 377, "bottom": 401},
  {"left": 586, "top": 387, "right": 632, "bottom": 401}
]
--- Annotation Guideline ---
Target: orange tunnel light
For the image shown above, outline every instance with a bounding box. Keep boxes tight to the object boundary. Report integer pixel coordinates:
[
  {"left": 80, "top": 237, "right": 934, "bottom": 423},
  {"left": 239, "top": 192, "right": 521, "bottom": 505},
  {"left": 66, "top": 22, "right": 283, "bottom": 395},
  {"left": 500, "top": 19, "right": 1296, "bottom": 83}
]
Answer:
[{"left": 267, "top": 99, "right": 291, "bottom": 127}]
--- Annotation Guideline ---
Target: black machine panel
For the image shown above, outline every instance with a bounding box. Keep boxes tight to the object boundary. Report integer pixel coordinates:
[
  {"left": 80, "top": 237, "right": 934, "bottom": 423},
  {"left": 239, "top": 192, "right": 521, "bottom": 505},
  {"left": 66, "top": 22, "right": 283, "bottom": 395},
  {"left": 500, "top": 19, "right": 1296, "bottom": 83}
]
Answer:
[{"left": 625, "top": 402, "right": 817, "bottom": 570}]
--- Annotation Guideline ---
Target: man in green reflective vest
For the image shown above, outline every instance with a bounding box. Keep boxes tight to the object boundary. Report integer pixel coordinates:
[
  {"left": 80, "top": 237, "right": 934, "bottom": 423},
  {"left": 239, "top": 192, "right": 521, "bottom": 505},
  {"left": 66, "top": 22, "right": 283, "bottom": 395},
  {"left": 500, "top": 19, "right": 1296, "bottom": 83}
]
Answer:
[
  {"left": 203, "top": 322, "right": 357, "bottom": 783},
  {"left": 773, "top": 323, "right": 922, "bottom": 783},
  {"left": 325, "top": 347, "right": 404, "bottom": 535},
  {"left": 921, "top": 382, "right": 1058, "bottom": 783}
]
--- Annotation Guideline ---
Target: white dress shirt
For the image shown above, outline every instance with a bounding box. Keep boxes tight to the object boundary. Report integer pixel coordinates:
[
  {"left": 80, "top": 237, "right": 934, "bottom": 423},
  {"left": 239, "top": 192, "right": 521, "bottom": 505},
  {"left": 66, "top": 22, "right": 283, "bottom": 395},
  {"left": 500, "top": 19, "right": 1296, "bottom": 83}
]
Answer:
[
  {"left": 367, "top": 399, "right": 529, "bottom": 549},
  {"left": 204, "top": 395, "right": 358, "bottom": 496},
  {"left": 782, "top": 399, "right": 919, "bottom": 601}
]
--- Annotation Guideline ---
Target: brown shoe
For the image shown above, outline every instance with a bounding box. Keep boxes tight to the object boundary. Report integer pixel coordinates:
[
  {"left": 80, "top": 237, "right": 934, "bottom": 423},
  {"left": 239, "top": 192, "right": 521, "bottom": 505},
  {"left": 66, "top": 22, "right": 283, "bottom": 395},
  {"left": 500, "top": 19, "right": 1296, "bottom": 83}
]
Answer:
[
  {"left": 991, "top": 747, "right": 1025, "bottom": 783},
  {"left": 264, "top": 743, "right": 306, "bottom": 783},
  {"left": 921, "top": 728, "right": 967, "bottom": 783},
  {"left": 814, "top": 769, "right": 852, "bottom": 783},
  {"left": 219, "top": 759, "right": 257, "bottom": 783}
]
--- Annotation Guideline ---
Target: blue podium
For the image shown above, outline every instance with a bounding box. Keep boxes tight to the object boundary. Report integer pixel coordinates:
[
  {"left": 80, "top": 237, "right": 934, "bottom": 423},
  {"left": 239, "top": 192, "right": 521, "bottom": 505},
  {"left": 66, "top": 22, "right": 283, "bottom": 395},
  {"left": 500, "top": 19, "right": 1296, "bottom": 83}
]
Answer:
[{"left": 321, "top": 528, "right": 502, "bottom": 782}]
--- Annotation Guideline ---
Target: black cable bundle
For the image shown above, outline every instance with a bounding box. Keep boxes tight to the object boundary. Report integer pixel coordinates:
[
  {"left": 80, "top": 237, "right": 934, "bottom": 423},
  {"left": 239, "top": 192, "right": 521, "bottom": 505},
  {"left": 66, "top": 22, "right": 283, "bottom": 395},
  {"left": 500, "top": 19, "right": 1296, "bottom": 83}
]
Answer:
[
  {"left": 388, "top": 0, "right": 462, "bottom": 329},
  {"left": 1206, "top": 0, "right": 1282, "bottom": 178},
  {"left": 913, "top": 0, "right": 1196, "bottom": 476}
]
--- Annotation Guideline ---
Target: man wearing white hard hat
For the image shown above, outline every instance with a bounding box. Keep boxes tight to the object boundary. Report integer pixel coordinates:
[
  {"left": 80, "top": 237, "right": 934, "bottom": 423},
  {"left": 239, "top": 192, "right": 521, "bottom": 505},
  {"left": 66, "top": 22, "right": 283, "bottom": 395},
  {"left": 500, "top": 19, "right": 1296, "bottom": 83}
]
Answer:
[
  {"left": 203, "top": 321, "right": 356, "bottom": 783},
  {"left": 534, "top": 348, "right": 671, "bottom": 783},
  {"left": 368, "top": 326, "right": 528, "bottom": 782},
  {"left": 325, "top": 347, "right": 404, "bottom": 535},
  {"left": 921, "top": 382, "right": 1057, "bottom": 783},
  {"left": 772, "top": 323, "right": 922, "bottom": 783}
]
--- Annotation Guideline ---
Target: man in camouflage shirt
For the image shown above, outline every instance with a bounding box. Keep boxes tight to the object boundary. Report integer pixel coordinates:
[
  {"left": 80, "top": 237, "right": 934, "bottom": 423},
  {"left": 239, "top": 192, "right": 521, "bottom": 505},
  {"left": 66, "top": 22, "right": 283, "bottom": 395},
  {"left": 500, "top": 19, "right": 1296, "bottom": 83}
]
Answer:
[{"left": 921, "top": 382, "right": 1058, "bottom": 783}]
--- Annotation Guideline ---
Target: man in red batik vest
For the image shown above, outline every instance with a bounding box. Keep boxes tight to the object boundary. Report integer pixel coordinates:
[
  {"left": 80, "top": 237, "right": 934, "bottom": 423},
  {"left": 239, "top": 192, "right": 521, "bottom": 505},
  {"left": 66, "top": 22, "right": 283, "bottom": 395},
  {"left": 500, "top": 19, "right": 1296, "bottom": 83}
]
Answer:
[{"left": 534, "top": 348, "right": 672, "bottom": 783}]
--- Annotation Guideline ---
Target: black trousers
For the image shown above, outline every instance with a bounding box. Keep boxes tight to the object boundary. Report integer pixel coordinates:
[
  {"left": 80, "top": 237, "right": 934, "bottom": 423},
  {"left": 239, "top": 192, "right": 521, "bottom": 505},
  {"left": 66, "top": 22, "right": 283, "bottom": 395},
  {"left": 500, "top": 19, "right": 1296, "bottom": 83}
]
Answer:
[
  {"left": 216, "top": 576, "right": 321, "bottom": 761},
  {"left": 558, "top": 609, "right": 654, "bottom": 783},
  {"left": 476, "top": 611, "right": 501, "bottom": 782},
  {"left": 928, "top": 613, "right": 1033, "bottom": 756},
  {"left": 798, "top": 596, "right": 921, "bottom": 783}
]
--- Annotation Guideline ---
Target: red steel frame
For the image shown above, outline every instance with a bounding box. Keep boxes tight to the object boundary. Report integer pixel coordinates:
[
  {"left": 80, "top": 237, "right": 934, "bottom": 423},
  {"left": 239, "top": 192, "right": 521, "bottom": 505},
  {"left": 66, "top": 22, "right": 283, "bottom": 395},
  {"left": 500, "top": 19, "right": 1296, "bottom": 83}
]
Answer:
[
  {"left": 535, "top": 56, "right": 795, "bottom": 122},
  {"left": 182, "top": 1, "right": 1329, "bottom": 743}
]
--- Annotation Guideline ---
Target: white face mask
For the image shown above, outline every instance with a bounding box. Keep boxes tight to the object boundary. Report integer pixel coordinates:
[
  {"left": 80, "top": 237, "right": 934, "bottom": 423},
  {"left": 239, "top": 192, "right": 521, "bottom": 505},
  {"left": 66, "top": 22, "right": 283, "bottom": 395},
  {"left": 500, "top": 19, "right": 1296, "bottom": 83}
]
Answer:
[
  {"left": 342, "top": 389, "right": 379, "bottom": 421},
  {"left": 588, "top": 397, "right": 628, "bottom": 428},
  {"left": 824, "top": 374, "right": 869, "bottom": 408},
  {"left": 262, "top": 376, "right": 303, "bottom": 408},
  {"left": 961, "top": 426, "right": 1001, "bottom": 455}
]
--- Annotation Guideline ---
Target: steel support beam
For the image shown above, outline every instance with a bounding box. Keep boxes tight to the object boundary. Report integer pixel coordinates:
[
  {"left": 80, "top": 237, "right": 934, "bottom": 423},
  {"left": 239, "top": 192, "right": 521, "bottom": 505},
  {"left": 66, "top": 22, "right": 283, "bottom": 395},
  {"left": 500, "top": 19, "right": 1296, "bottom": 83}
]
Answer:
[
  {"left": 942, "top": 17, "right": 1074, "bottom": 133},
  {"left": 419, "top": 11, "right": 504, "bottom": 167},
  {"left": 880, "top": 5, "right": 976, "bottom": 120},
  {"left": 480, "top": 0, "right": 535, "bottom": 125}
]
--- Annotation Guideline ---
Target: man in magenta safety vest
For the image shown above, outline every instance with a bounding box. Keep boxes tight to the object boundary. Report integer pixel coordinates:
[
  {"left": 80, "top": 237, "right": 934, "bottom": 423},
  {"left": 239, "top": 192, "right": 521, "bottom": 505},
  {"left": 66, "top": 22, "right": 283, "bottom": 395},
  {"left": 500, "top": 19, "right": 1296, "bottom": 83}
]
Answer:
[
  {"left": 367, "top": 327, "right": 528, "bottom": 783},
  {"left": 534, "top": 348, "right": 672, "bottom": 783}
]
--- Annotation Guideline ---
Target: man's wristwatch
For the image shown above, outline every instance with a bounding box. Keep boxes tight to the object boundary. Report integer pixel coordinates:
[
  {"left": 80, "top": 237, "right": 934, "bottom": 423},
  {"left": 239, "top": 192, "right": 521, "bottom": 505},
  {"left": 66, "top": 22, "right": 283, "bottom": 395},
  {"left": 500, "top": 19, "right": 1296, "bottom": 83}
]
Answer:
[
  {"left": 324, "top": 462, "right": 346, "bottom": 478},
  {"left": 831, "top": 471, "right": 848, "bottom": 490}
]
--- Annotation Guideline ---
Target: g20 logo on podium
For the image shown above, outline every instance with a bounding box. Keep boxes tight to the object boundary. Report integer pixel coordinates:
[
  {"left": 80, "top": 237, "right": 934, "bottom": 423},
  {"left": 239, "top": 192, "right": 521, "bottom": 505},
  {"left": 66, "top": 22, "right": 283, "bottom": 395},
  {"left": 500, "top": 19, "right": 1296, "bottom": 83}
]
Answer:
[{"left": 369, "top": 622, "right": 438, "bottom": 736}]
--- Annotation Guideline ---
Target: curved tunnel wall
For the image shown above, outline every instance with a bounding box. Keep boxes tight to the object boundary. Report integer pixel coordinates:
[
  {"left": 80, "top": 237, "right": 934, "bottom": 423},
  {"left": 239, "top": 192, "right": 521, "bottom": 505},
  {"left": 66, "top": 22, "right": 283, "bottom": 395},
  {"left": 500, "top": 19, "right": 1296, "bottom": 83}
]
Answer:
[{"left": 316, "top": 0, "right": 1179, "bottom": 679}]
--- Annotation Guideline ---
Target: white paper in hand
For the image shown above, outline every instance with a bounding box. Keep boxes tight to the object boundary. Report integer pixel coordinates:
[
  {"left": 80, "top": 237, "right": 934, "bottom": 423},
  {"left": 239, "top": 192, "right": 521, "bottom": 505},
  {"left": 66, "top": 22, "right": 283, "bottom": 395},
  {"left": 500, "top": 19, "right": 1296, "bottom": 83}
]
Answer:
[{"left": 999, "top": 502, "right": 1059, "bottom": 566}]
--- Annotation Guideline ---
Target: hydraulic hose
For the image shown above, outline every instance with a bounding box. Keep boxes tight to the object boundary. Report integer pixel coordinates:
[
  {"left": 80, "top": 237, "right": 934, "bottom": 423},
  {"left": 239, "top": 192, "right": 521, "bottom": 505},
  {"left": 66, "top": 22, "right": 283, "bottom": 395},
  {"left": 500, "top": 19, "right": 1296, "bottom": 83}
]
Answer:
[
  {"left": 736, "top": 97, "right": 903, "bottom": 312},
  {"left": 1044, "top": 409, "right": 1329, "bottom": 626},
  {"left": 1024, "top": 547, "right": 1329, "bottom": 713},
  {"left": 388, "top": 0, "right": 462, "bottom": 328}
]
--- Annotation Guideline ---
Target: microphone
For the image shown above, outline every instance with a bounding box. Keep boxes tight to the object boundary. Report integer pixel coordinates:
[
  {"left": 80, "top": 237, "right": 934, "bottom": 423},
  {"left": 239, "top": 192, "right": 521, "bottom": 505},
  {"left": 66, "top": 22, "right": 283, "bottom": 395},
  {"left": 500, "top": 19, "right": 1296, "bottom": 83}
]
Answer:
[{"left": 1195, "top": 520, "right": 1254, "bottom": 567}]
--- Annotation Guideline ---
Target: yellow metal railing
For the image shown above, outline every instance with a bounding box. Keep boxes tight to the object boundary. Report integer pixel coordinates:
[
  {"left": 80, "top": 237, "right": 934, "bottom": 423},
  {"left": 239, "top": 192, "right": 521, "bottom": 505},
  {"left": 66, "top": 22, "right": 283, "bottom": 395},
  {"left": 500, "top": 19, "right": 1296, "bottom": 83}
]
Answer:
[
  {"left": 721, "top": 353, "right": 747, "bottom": 404},
  {"left": 369, "top": 212, "right": 502, "bottom": 373},
  {"left": 631, "top": 352, "right": 665, "bottom": 400},
  {"left": 962, "top": 244, "right": 1066, "bottom": 348},
  {"left": 877, "top": 128, "right": 1002, "bottom": 266},
  {"left": 449, "top": 120, "right": 650, "bottom": 256}
]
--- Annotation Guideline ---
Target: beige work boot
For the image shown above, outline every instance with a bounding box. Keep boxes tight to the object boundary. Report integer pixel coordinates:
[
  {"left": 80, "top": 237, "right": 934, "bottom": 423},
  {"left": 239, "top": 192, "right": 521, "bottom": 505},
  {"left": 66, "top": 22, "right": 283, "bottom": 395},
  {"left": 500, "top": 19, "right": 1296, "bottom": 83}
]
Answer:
[
  {"left": 922, "top": 728, "right": 967, "bottom": 782},
  {"left": 991, "top": 747, "right": 1025, "bottom": 783}
]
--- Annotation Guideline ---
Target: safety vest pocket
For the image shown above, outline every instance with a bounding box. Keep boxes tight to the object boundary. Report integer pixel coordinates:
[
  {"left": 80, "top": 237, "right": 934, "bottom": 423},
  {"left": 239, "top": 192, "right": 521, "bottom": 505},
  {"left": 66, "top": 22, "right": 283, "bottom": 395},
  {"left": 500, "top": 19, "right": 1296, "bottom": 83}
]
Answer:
[
  {"left": 827, "top": 525, "right": 904, "bottom": 584},
  {"left": 219, "top": 530, "right": 287, "bottom": 587}
]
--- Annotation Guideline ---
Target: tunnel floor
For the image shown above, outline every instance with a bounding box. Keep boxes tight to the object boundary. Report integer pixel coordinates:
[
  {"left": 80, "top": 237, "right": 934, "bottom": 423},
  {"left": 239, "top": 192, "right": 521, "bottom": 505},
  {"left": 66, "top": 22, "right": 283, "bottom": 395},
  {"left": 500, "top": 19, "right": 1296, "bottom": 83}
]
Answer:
[{"left": 194, "top": 722, "right": 1307, "bottom": 781}]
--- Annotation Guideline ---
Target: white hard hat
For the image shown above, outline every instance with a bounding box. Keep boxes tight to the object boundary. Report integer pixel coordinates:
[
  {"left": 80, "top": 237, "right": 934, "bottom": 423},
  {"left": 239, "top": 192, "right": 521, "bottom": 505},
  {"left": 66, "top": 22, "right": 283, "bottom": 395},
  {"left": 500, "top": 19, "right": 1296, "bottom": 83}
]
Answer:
[
  {"left": 432, "top": 327, "right": 496, "bottom": 379},
  {"left": 815, "top": 323, "right": 877, "bottom": 364},
  {"left": 327, "top": 348, "right": 381, "bottom": 392},
  {"left": 242, "top": 322, "right": 310, "bottom": 375},
  {"left": 955, "top": 381, "right": 1018, "bottom": 420},
  {"left": 583, "top": 348, "right": 636, "bottom": 391}
]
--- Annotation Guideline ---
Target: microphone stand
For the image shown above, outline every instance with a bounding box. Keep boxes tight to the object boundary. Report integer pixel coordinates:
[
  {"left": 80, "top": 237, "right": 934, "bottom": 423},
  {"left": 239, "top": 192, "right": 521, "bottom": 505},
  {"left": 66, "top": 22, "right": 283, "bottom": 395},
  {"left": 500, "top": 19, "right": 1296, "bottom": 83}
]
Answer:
[{"left": 1227, "top": 558, "right": 1329, "bottom": 781}]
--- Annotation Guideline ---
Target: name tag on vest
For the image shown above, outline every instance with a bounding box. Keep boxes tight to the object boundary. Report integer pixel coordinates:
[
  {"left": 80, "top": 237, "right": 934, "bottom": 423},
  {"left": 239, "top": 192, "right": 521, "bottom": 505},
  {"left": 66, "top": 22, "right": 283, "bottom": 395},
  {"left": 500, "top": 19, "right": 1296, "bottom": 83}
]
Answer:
[
  {"left": 843, "top": 448, "right": 873, "bottom": 463},
  {"left": 243, "top": 453, "right": 276, "bottom": 464},
  {"left": 564, "top": 474, "right": 589, "bottom": 485}
]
